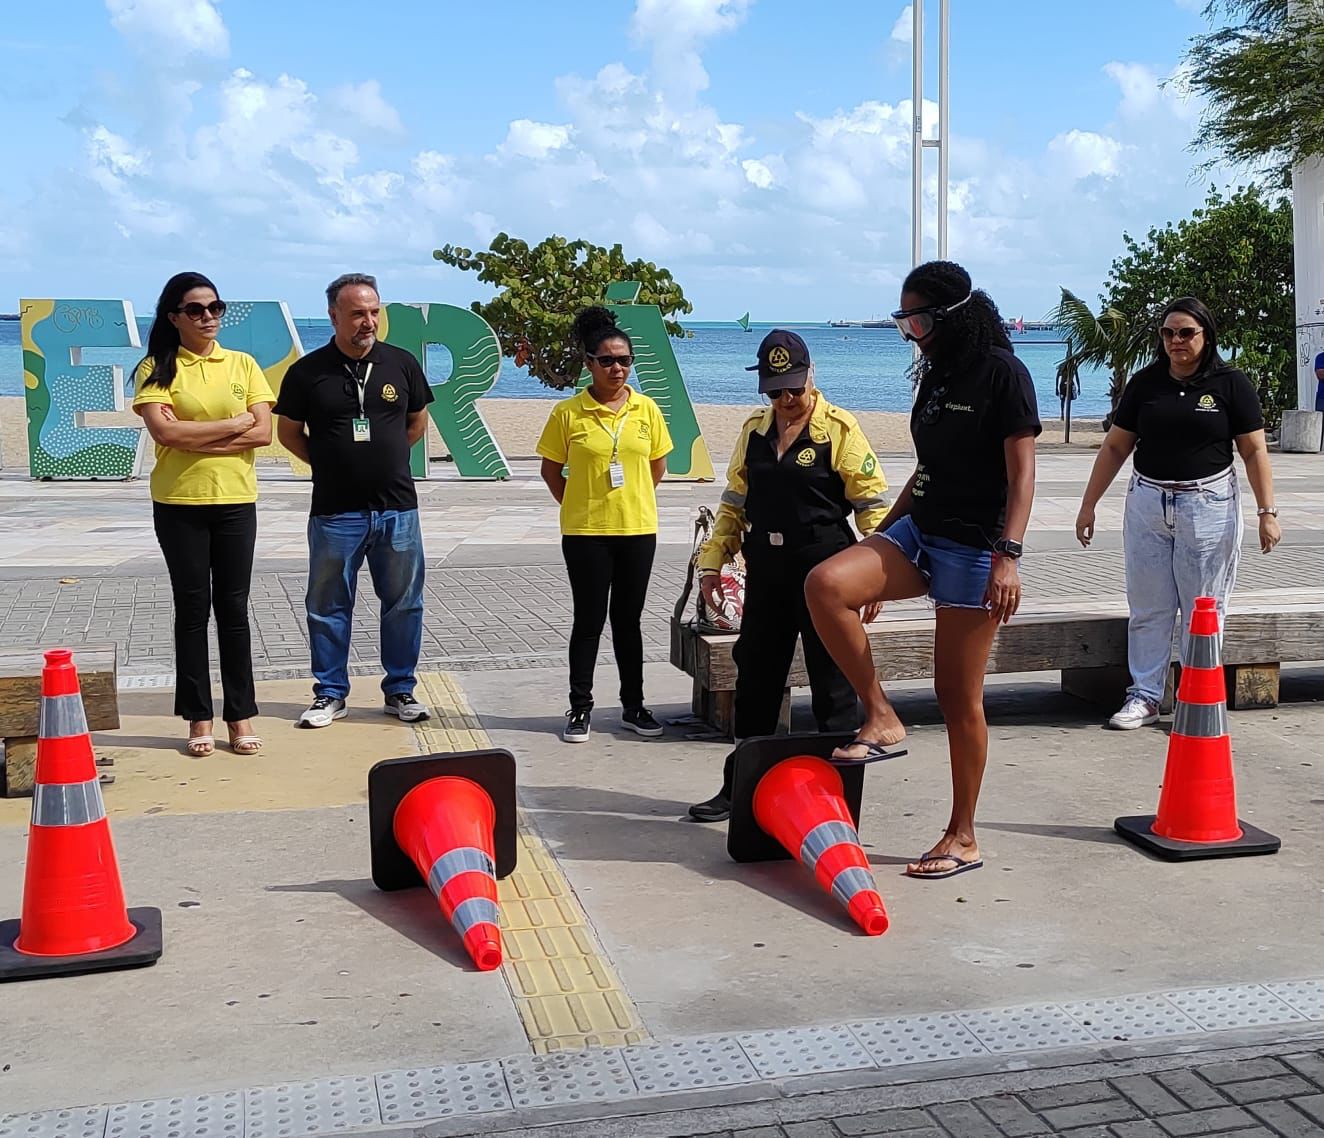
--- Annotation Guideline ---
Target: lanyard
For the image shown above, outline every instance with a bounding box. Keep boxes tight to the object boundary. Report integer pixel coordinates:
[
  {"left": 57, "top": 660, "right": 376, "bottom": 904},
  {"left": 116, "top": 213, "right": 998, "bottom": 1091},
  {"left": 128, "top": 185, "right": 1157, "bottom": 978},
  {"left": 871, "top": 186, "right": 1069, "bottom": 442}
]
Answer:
[
  {"left": 596, "top": 404, "right": 629, "bottom": 460},
  {"left": 345, "top": 361, "right": 374, "bottom": 417}
]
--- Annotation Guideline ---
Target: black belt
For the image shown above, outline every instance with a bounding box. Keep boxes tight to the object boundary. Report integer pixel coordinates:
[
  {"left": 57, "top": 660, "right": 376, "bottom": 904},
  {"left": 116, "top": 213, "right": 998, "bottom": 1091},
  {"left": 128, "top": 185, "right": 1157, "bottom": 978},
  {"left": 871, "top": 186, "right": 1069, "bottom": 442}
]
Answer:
[{"left": 748, "top": 520, "right": 852, "bottom": 548}]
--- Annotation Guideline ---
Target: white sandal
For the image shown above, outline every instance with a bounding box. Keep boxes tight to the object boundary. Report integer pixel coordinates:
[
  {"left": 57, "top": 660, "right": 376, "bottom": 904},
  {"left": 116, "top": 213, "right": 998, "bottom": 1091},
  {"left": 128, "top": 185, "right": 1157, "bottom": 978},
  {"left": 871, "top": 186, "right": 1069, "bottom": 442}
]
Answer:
[
  {"left": 185, "top": 735, "right": 215, "bottom": 757},
  {"left": 228, "top": 734, "right": 263, "bottom": 755}
]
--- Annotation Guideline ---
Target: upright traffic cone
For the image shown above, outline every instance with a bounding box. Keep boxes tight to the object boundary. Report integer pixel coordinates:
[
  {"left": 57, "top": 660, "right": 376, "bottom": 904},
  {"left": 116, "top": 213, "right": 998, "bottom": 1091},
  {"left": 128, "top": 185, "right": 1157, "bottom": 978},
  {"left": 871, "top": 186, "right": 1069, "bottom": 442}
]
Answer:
[
  {"left": 369, "top": 750, "right": 517, "bottom": 971},
  {"left": 727, "top": 735, "right": 887, "bottom": 935},
  {"left": 0, "top": 649, "right": 162, "bottom": 982},
  {"left": 1115, "top": 597, "right": 1279, "bottom": 861}
]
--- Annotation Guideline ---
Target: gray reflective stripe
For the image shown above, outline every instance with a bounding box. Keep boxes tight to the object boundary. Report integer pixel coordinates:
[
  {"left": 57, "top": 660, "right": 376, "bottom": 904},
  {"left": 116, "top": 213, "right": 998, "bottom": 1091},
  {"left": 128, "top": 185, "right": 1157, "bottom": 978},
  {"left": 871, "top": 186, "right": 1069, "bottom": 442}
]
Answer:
[
  {"left": 450, "top": 896, "right": 500, "bottom": 936},
  {"left": 799, "top": 820, "right": 859, "bottom": 871},
  {"left": 1183, "top": 633, "right": 1221, "bottom": 669},
  {"left": 829, "top": 866, "right": 878, "bottom": 907},
  {"left": 1173, "top": 700, "right": 1228, "bottom": 739},
  {"left": 720, "top": 489, "right": 746, "bottom": 509},
  {"left": 426, "top": 847, "right": 494, "bottom": 898},
  {"left": 851, "top": 495, "right": 889, "bottom": 513},
  {"left": 32, "top": 780, "right": 106, "bottom": 827},
  {"left": 39, "top": 693, "right": 88, "bottom": 739}
]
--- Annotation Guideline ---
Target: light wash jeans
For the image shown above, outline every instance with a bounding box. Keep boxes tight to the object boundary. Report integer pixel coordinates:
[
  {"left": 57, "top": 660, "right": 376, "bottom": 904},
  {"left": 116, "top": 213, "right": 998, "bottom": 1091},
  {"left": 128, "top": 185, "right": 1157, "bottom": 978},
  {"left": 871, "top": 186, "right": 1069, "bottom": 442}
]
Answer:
[
  {"left": 1123, "top": 468, "right": 1242, "bottom": 705},
  {"left": 306, "top": 509, "right": 425, "bottom": 700}
]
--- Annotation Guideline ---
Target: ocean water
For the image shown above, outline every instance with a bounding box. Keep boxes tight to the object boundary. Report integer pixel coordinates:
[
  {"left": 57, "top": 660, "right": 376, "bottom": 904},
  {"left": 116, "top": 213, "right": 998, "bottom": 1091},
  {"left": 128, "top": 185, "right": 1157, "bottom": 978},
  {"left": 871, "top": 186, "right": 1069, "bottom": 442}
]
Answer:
[{"left": 0, "top": 317, "right": 1112, "bottom": 418}]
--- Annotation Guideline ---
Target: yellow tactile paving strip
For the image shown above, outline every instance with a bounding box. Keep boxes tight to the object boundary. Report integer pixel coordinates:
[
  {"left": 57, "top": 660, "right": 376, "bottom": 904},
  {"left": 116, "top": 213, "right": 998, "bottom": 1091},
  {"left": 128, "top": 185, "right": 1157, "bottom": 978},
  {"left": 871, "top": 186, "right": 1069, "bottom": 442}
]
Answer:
[{"left": 413, "top": 672, "right": 648, "bottom": 1053}]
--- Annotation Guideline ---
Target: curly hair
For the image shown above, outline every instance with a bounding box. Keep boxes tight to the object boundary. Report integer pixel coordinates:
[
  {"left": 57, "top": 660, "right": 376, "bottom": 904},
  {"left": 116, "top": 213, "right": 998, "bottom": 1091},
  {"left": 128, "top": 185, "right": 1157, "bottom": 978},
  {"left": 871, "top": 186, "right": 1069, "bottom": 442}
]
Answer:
[
  {"left": 571, "top": 305, "right": 633, "bottom": 356},
  {"left": 902, "top": 260, "right": 1011, "bottom": 382}
]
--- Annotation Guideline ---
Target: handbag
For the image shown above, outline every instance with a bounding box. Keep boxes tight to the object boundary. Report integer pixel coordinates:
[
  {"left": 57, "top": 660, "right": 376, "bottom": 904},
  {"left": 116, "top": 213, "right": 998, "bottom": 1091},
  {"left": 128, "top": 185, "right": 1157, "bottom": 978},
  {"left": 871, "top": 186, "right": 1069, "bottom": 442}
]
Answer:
[{"left": 674, "top": 505, "right": 746, "bottom": 633}]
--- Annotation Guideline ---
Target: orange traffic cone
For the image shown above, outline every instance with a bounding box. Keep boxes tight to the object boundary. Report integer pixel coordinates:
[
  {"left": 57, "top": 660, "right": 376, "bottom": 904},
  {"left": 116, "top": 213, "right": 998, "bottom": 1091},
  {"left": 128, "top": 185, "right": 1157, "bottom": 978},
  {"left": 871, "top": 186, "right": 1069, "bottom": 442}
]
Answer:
[
  {"left": 1115, "top": 597, "right": 1279, "bottom": 861},
  {"left": 727, "top": 735, "right": 888, "bottom": 935},
  {"left": 369, "top": 750, "right": 517, "bottom": 971},
  {"left": 0, "top": 649, "right": 162, "bottom": 982}
]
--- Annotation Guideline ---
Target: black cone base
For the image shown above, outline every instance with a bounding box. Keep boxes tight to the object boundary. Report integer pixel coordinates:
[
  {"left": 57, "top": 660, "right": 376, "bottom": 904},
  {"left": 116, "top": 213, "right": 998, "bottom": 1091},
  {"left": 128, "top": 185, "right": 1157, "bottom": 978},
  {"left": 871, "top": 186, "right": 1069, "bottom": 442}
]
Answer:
[
  {"left": 1114, "top": 814, "right": 1280, "bottom": 861},
  {"left": 728, "top": 733, "right": 866, "bottom": 864},
  {"left": 0, "top": 906, "right": 163, "bottom": 983}
]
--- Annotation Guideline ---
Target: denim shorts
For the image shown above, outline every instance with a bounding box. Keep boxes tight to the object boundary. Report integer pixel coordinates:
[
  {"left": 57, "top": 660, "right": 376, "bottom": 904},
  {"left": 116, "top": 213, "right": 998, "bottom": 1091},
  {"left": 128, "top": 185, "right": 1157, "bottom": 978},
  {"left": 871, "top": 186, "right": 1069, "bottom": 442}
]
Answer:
[{"left": 879, "top": 514, "right": 992, "bottom": 608}]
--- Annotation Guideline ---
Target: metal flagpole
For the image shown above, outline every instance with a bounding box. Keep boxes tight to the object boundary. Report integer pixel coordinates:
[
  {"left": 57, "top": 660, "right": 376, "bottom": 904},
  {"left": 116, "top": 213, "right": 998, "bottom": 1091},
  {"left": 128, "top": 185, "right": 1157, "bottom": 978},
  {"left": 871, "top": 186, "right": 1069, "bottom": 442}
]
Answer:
[
  {"left": 910, "top": 1, "right": 950, "bottom": 361},
  {"left": 937, "top": 0, "right": 949, "bottom": 260}
]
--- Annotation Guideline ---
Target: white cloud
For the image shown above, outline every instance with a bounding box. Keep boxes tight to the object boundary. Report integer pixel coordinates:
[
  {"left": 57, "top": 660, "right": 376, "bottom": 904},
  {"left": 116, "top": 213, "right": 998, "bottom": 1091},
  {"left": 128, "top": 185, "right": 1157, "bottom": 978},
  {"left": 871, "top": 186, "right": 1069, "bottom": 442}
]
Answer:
[
  {"left": 499, "top": 119, "right": 573, "bottom": 160},
  {"left": 890, "top": 5, "right": 913, "bottom": 44},
  {"left": 742, "top": 158, "right": 775, "bottom": 189},
  {"left": 329, "top": 80, "right": 404, "bottom": 136},
  {"left": 105, "top": 0, "right": 228, "bottom": 58},
  {"left": 1047, "top": 129, "right": 1124, "bottom": 179}
]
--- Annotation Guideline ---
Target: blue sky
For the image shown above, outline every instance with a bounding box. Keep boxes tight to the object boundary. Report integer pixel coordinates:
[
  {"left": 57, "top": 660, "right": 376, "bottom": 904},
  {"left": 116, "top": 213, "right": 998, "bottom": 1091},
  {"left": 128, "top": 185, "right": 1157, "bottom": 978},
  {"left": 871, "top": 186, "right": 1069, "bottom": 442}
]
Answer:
[{"left": 0, "top": 0, "right": 1236, "bottom": 321}]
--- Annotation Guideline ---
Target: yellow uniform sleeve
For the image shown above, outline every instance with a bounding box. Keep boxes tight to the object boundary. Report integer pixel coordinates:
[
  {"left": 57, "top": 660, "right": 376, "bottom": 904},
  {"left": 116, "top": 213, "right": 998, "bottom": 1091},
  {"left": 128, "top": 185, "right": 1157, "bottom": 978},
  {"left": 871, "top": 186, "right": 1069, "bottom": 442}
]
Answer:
[
  {"left": 834, "top": 415, "right": 890, "bottom": 535},
  {"left": 696, "top": 414, "right": 760, "bottom": 573},
  {"left": 245, "top": 355, "right": 276, "bottom": 406},
  {"left": 535, "top": 405, "right": 569, "bottom": 464},
  {"left": 130, "top": 359, "right": 172, "bottom": 408},
  {"left": 649, "top": 398, "right": 674, "bottom": 460}
]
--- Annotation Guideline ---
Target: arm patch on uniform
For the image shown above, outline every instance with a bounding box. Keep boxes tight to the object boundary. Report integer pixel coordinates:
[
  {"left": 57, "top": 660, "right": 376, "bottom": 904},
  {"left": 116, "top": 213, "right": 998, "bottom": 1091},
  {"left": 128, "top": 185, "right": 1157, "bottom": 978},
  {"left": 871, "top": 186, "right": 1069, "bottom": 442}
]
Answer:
[{"left": 861, "top": 453, "right": 877, "bottom": 476}]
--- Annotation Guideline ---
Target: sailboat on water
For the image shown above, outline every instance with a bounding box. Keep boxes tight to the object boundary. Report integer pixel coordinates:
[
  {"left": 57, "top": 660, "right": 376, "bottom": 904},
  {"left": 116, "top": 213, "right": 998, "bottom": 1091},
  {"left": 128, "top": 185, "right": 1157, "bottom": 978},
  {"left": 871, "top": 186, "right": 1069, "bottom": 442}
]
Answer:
[{"left": 736, "top": 312, "right": 751, "bottom": 332}]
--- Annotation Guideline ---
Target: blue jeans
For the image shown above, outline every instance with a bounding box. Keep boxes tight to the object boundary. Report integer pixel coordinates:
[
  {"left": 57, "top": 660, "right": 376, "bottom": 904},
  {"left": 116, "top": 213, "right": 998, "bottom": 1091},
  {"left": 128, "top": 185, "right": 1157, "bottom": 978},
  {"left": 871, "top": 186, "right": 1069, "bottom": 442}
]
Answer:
[
  {"left": 306, "top": 510, "right": 425, "bottom": 700},
  {"left": 1123, "top": 469, "right": 1242, "bottom": 704}
]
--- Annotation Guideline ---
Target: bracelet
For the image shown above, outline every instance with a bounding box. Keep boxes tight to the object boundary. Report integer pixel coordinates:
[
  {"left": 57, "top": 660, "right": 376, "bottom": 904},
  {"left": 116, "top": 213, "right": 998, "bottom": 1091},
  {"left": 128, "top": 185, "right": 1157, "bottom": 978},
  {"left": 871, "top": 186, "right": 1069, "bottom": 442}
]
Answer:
[{"left": 1257, "top": 506, "right": 1279, "bottom": 517}]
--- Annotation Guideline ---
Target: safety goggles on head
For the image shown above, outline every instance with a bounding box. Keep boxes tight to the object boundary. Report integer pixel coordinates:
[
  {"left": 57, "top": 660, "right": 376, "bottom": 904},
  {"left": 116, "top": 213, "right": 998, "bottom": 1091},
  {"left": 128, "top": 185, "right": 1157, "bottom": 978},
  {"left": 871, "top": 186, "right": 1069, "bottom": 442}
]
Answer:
[
  {"left": 175, "top": 300, "right": 227, "bottom": 321},
  {"left": 891, "top": 292, "right": 972, "bottom": 343}
]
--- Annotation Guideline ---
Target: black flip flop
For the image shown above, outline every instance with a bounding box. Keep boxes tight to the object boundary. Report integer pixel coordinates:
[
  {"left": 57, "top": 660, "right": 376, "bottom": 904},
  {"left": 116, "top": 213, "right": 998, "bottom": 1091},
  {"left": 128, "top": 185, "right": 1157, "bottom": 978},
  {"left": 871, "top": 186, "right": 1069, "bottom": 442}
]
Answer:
[
  {"left": 828, "top": 738, "right": 909, "bottom": 766},
  {"left": 904, "top": 852, "right": 983, "bottom": 880}
]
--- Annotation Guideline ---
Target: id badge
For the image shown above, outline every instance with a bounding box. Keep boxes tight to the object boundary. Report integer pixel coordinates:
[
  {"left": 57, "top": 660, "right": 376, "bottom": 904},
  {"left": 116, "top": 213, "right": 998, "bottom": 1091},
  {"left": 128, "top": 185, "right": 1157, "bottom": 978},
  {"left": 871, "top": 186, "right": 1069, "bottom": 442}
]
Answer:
[
  {"left": 608, "top": 460, "right": 625, "bottom": 489},
  {"left": 352, "top": 417, "right": 371, "bottom": 443}
]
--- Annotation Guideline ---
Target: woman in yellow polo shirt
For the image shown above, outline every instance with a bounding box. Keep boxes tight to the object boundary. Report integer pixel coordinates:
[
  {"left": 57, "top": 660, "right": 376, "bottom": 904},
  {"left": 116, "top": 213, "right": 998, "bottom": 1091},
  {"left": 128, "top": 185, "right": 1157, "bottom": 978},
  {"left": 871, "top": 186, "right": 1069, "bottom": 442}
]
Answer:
[
  {"left": 537, "top": 306, "right": 673, "bottom": 743},
  {"left": 132, "top": 272, "right": 275, "bottom": 758}
]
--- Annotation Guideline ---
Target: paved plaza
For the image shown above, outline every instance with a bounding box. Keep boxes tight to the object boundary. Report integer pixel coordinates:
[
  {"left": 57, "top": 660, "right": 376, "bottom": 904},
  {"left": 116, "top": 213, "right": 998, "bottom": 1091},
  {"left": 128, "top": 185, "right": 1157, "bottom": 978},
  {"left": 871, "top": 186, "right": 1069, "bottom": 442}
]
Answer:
[{"left": 2, "top": 447, "right": 1323, "bottom": 1137}]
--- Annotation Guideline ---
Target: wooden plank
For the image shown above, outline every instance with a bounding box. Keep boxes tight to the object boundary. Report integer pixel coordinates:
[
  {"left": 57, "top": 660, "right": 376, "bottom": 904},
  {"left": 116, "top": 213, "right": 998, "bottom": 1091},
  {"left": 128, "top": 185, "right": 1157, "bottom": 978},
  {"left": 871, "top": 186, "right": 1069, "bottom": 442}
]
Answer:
[
  {"left": 0, "top": 645, "right": 119, "bottom": 736},
  {"left": 0, "top": 736, "right": 36, "bottom": 797},
  {"left": 1226, "top": 663, "right": 1280, "bottom": 710}
]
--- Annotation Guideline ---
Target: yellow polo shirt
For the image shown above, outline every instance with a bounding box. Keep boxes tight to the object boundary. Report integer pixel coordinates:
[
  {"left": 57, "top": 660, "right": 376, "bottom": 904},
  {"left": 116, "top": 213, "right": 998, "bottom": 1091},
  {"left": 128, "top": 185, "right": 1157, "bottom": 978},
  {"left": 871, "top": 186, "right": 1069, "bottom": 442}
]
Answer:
[
  {"left": 132, "top": 344, "right": 275, "bottom": 505},
  {"left": 536, "top": 387, "right": 673, "bottom": 536}
]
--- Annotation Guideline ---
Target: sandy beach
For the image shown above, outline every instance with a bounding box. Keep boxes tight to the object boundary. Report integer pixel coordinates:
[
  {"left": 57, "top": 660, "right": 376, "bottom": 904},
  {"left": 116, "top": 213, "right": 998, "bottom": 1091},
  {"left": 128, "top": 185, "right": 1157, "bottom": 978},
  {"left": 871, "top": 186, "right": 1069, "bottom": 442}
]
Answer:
[{"left": 0, "top": 394, "right": 1103, "bottom": 474}]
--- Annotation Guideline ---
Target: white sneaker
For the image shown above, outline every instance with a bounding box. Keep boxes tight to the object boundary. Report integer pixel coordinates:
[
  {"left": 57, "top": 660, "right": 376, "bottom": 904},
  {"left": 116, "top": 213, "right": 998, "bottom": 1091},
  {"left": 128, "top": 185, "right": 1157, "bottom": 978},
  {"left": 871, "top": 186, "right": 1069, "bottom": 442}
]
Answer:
[
  {"left": 299, "top": 696, "right": 347, "bottom": 728},
  {"left": 1108, "top": 696, "right": 1159, "bottom": 730}
]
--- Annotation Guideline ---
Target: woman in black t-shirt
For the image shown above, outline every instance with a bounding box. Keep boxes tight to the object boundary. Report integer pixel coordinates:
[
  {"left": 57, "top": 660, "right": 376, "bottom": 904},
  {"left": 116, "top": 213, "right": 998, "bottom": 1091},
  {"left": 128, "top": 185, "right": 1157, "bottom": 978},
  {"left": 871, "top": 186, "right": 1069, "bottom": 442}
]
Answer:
[
  {"left": 1075, "top": 297, "right": 1281, "bottom": 730},
  {"left": 806, "top": 261, "right": 1040, "bottom": 881}
]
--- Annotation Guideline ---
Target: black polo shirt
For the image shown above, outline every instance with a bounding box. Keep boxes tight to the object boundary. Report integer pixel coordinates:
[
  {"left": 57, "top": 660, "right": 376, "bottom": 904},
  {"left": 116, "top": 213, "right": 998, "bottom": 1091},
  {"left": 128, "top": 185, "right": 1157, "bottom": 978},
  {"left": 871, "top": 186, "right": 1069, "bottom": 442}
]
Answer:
[
  {"left": 744, "top": 423, "right": 850, "bottom": 540},
  {"left": 1112, "top": 360, "right": 1263, "bottom": 480},
  {"left": 909, "top": 347, "right": 1041, "bottom": 549},
  {"left": 273, "top": 339, "right": 433, "bottom": 516}
]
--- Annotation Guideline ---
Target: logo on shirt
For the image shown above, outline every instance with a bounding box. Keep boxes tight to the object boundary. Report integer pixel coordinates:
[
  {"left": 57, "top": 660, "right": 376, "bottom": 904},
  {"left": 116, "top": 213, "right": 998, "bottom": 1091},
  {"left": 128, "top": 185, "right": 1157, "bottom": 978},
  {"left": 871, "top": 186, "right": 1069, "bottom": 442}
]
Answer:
[
  {"left": 945, "top": 401, "right": 974, "bottom": 413},
  {"left": 861, "top": 453, "right": 877, "bottom": 476},
  {"left": 1197, "top": 393, "right": 1218, "bottom": 412},
  {"left": 637, "top": 421, "right": 651, "bottom": 440},
  {"left": 795, "top": 447, "right": 816, "bottom": 467},
  {"left": 230, "top": 382, "right": 245, "bottom": 401},
  {"left": 769, "top": 346, "right": 792, "bottom": 372},
  {"left": 381, "top": 383, "right": 399, "bottom": 403}
]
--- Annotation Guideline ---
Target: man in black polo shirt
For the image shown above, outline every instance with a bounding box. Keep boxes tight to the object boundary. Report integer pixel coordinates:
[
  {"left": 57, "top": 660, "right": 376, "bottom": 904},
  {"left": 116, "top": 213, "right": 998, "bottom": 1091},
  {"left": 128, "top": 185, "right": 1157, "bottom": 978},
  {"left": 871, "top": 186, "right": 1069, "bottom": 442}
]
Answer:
[{"left": 275, "top": 273, "right": 435, "bottom": 727}]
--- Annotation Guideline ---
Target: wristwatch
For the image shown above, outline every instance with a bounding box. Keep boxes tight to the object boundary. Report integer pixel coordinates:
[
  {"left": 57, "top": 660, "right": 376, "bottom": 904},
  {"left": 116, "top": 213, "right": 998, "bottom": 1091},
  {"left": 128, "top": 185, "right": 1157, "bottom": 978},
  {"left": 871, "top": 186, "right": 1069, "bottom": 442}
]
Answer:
[
  {"left": 1257, "top": 506, "right": 1279, "bottom": 517},
  {"left": 992, "top": 538, "right": 1024, "bottom": 559}
]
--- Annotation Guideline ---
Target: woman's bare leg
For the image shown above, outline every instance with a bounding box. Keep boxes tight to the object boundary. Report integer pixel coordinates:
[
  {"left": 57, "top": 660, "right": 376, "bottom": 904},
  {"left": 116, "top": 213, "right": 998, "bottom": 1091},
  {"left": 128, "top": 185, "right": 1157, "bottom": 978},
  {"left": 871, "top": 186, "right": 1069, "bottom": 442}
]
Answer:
[
  {"left": 805, "top": 536, "right": 926, "bottom": 753},
  {"left": 906, "top": 606, "right": 1000, "bottom": 876}
]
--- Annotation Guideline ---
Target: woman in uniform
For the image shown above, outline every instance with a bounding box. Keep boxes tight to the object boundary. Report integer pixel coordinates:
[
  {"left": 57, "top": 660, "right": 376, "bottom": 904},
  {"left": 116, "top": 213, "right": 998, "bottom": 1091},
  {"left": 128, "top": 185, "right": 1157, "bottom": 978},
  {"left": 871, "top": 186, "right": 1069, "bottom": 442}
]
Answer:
[
  {"left": 688, "top": 330, "right": 890, "bottom": 821},
  {"left": 805, "top": 261, "right": 1039, "bottom": 880}
]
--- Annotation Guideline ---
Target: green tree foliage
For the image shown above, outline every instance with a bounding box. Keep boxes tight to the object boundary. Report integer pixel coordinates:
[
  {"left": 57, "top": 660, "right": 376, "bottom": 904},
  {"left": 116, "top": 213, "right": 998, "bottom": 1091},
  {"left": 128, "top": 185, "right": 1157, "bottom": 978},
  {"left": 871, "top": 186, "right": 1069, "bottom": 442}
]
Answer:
[
  {"left": 1049, "top": 290, "right": 1155, "bottom": 425},
  {"left": 1184, "top": 1, "right": 1323, "bottom": 180},
  {"left": 433, "top": 233, "right": 692, "bottom": 390},
  {"left": 1102, "top": 185, "right": 1295, "bottom": 422}
]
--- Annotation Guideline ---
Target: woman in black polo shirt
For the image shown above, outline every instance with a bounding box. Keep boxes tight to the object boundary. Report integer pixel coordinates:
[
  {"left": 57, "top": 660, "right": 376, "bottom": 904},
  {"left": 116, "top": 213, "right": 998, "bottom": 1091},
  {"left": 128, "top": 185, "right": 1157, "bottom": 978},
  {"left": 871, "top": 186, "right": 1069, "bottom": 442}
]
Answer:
[
  {"left": 806, "top": 260, "right": 1039, "bottom": 880},
  {"left": 1075, "top": 296, "right": 1281, "bottom": 730}
]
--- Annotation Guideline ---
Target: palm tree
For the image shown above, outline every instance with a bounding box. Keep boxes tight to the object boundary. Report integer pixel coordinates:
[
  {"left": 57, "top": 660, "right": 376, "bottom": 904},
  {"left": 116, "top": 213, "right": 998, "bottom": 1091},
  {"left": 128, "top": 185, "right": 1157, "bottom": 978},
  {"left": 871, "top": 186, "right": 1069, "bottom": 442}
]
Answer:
[{"left": 1049, "top": 288, "right": 1156, "bottom": 427}]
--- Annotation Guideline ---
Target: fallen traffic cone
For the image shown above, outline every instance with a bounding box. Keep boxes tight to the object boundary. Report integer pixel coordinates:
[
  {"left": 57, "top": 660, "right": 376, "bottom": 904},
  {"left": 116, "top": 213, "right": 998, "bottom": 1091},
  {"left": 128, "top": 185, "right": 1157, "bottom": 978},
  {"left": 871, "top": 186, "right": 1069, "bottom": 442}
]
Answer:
[
  {"left": 369, "top": 750, "right": 517, "bottom": 970},
  {"left": 0, "top": 649, "right": 162, "bottom": 982},
  {"left": 1115, "top": 597, "right": 1279, "bottom": 861},
  {"left": 727, "top": 734, "right": 888, "bottom": 935}
]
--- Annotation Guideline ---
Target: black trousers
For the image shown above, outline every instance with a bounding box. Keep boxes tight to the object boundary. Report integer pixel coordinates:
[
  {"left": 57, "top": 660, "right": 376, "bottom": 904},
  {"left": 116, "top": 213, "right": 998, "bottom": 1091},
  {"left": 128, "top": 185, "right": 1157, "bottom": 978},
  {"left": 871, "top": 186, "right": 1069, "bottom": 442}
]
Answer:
[
  {"left": 562, "top": 534, "right": 657, "bottom": 712},
  {"left": 153, "top": 502, "right": 259, "bottom": 723},
  {"left": 719, "top": 529, "right": 858, "bottom": 796}
]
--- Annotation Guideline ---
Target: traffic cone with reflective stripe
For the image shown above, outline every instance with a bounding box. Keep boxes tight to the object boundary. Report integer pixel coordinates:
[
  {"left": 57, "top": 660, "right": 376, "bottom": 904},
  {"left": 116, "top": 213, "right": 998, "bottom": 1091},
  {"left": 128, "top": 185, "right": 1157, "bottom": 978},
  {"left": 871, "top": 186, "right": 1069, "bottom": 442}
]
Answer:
[
  {"left": 0, "top": 649, "right": 162, "bottom": 982},
  {"left": 1115, "top": 597, "right": 1280, "bottom": 861},
  {"left": 368, "top": 749, "right": 517, "bottom": 972},
  {"left": 753, "top": 755, "right": 888, "bottom": 935}
]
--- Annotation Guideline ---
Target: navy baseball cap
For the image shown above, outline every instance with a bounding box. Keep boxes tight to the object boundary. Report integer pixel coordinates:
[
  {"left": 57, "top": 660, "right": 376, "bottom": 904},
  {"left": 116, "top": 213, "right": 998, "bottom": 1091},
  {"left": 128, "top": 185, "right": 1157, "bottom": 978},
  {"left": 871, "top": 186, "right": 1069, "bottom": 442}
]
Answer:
[{"left": 746, "top": 329, "right": 811, "bottom": 393}]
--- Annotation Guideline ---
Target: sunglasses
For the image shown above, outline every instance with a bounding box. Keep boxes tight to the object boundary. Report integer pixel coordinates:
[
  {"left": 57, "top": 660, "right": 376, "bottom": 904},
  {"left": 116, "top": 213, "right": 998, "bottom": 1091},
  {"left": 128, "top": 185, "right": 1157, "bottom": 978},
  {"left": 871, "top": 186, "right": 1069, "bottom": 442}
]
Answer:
[
  {"left": 891, "top": 292, "right": 972, "bottom": 343},
  {"left": 175, "top": 301, "right": 227, "bottom": 321},
  {"left": 1160, "top": 326, "right": 1202, "bottom": 342},
  {"left": 918, "top": 384, "right": 948, "bottom": 425},
  {"left": 588, "top": 353, "right": 633, "bottom": 369},
  {"left": 767, "top": 387, "right": 806, "bottom": 400}
]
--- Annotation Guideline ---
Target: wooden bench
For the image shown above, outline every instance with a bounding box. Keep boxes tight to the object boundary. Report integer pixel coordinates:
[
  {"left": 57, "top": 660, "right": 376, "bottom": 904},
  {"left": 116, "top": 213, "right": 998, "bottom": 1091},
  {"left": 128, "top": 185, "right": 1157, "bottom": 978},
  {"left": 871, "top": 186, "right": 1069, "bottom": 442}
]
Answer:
[
  {"left": 0, "top": 645, "right": 120, "bottom": 797},
  {"left": 671, "top": 599, "right": 1324, "bottom": 736}
]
